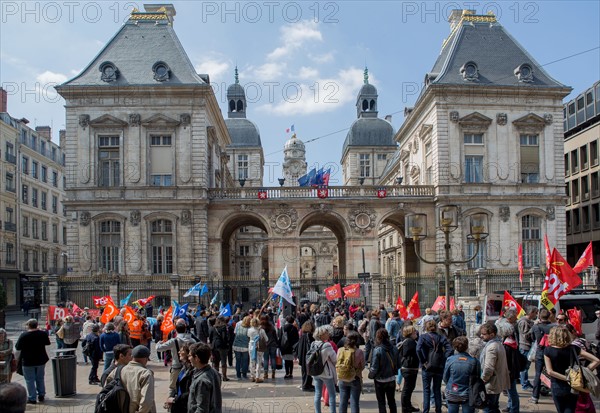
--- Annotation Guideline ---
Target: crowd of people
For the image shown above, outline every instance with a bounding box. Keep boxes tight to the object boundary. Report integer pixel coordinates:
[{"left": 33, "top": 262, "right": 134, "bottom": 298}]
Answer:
[{"left": 0, "top": 299, "right": 599, "bottom": 413}]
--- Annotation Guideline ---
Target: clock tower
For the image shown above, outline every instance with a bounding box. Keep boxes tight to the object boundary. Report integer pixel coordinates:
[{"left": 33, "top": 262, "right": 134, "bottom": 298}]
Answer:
[{"left": 282, "top": 133, "right": 307, "bottom": 186}]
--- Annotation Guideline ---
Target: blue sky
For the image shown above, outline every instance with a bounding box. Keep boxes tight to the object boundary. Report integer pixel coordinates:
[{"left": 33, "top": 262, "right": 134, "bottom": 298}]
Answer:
[{"left": 1, "top": 1, "right": 599, "bottom": 186}]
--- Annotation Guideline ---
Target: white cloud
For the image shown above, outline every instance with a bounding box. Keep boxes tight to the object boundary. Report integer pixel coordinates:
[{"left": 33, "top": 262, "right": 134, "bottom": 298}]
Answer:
[
  {"left": 251, "top": 62, "right": 288, "bottom": 82},
  {"left": 267, "top": 20, "right": 323, "bottom": 60},
  {"left": 257, "top": 67, "right": 369, "bottom": 116},
  {"left": 36, "top": 71, "right": 68, "bottom": 84},
  {"left": 309, "top": 52, "right": 334, "bottom": 64},
  {"left": 195, "top": 59, "right": 230, "bottom": 83},
  {"left": 297, "top": 67, "right": 319, "bottom": 79}
]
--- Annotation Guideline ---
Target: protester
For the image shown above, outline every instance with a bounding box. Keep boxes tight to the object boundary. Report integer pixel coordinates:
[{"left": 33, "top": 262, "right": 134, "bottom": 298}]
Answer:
[
  {"left": 247, "top": 317, "right": 268, "bottom": 383},
  {"left": 496, "top": 308, "right": 522, "bottom": 413},
  {"left": 157, "top": 319, "right": 198, "bottom": 395},
  {"left": 417, "top": 319, "right": 452, "bottom": 413},
  {"left": 386, "top": 310, "right": 404, "bottom": 346},
  {"left": 474, "top": 305, "right": 483, "bottom": 325},
  {"left": 369, "top": 328, "right": 400, "bottom": 413},
  {"left": 60, "top": 316, "right": 80, "bottom": 349},
  {"left": 399, "top": 325, "right": 420, "bottom": 413},
  {"left": 84, "top": 324, "right": 103, "bottom": 385},
  {"left": 117, "top": 321, "right": 132, "bottom": 346},
  {"left": 0, "top": 382, "right": 27, "bottom": 413},
  {"left": 53, "top": 319, "right": 65, "bottom": 349},
  {"left": 438, "top": 310, "right": 464, "bottom": 342},
  {"left": 310, "top": 325, "right": 338, "bottom": 413},
  {"left": 530, "top": 308, "right": 556, "bottom": 404},
  {"left": 0, "top": 328, "right": 15, "bottom": 383},
  {"left": 108, "top": 345, "right": 156, "bottom": 413},
  {"left": 81, "top": 315, "right": 95, "bottom": 364},
  {"left": 188, "top": 342, "right": 222, "bottom": 413},
  {"left": 100, "top": 322, "right": 120, "bottom": 372},
  {"left": 365, "top": 309, "right": 383, "bottom": 363},
  {"left": 479, "top": 322, "right": 510, "bottom": 412},
  {"left": 516, "top": 306, "right": 537, "bottom": 391},
  {"left": 15, "top": 319, "right": 50, "bottom": 404},
  {"left": 280, "top": 315, "right": 299, "bottom": 379},
  {"left": 209, "top": 316, "right": 231, "bottom": 381},
  {"left": 297, "top": 320, "right": 316, "bottom": 391},
  {"left": 443, "top": 336, "right": 480, "bottom": 413},
  {"left": 336, "top": 331, "right": 364, "bottom": 413},
  {"left": 152, "top": 315, "right": 164, "bottom": 363},
  {"left": 100, "top": 343, "right": 132, "bottom": 387},
  {"left": 232, "top": 316, "right": 251, "bottom": 380},
  {"left": 165, "top": 343, "right": 194, "bottom": 413}
]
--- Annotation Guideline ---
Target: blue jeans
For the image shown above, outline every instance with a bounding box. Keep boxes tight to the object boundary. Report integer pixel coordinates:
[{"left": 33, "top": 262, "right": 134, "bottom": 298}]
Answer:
[
  {"left": 483, "top": 393, "right": 500, "bottom": 413},
  {"left": 314, "top": 376, "right": 337, "bottom": 413},
  {"left": 339, "top": 378, "right": 361, "bottom": 413},
  {"left": 422, "top": 370, "right": 443, "bottom": 413},
  {"left": 447, "top": 402, "right": 474, "bottom": 413},
  {"left": 104, "top": 352, "right": 115, "bottom": 372},
  {"left": 519, "top": 348, "right": 532, "bottom": 388},
  {"left": 235, "top": 350, "right": 249, "bottom": 378},
  {"left": 263, "top": 346, "right": 277, "bottom": 373},
  {"left": 506, "top": 379, "right": 519, "bottom": 413},
  {"left": 23, "top": 364, "right": 46, "bottom": 401}
]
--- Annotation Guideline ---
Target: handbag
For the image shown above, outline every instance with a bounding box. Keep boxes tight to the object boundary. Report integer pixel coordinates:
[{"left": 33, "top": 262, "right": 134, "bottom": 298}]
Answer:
[
  {"left": 468, "top": 360, "right": 488, "bottom": 409},
  {"left": 275, "top": 349, "right": 283, "bottom": 370},
  {"left": 527, "top": 340, "right": 538, "bottom": 362},
  {"left": 567, "top": 347, "right": 589, "bottom": 393},
  {"left": 10, "top": 357, "right": 17, "bottom": 373}
]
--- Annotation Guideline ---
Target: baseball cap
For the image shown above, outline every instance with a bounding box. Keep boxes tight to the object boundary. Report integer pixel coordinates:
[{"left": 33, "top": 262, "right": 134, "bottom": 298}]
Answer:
[{"left": 132, "top": 345, "right": 150, "bottom": 359}]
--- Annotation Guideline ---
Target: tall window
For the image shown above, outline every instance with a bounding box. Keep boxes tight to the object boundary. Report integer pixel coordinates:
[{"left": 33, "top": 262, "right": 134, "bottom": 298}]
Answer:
[
  {"left": 467, "top": 240, "right": 487, "bottom": 269},
  {"left": 22, "top": 216, "right": 29, "bottom": 237},
  {"left": 5, "top": 173, "right": 15, "bottom": 192},
  {"left": 23, "top": 250, "right": 29, "bottom": 271},
  {"left": 32, "top": 161, "right": 38, "bottom": 179},
  {"left": 41, "top": 251, "right": 48, "bottom": 272},
  {"left": 52, "top": 171, "right": 58, "bottom": 187},
  {"left": 99, "top": 220, "right": 120, "bottom": 272},
  {"left": 465, "top": 156, "right": 484, "bottom": 183},
  {"left": 151, "top": 219, "right": 173, "bottom": 274},
  {"left": 239, "top": 261, "right": 250, "bottom": 278},
  {"left": 6, "top": 243, "right": 14, "bottom": 265},
  {"left": 32, "top": 188, "right": 38, "bottom": 208},
  {"left": 22, "top": 156, "right": 29, "bottom": 174},
  {"left": 52, "top": 223, "right": 58, "bottom": 243},
  {"left": 520, "top": 134, "right": 539, "bottom": 183},
  {"left": 41, "top": 221, "right": 47, "bottom": 240},
  {"left": 359, "top": 154, "right": 370, "bottom": 177},
  {"left": 237, "top": 154, "right": 249, "bottom": 180},
  {"left": 32, "top": 219, "right": 38, "bottom": 239},
  {"left": 41, "top": 166, "right": 47, "bottom": 182},
  {"left": 98, "top": 136, "right": 120, "bottom": 187},
  {"left": 522, "top": 215, "right": 541, "bottom": 267},
  {"left": 22, "top": 185, "right": 28, "bottom": 204},
  {"left": 32, "top": 251, "right": 39, "bottom": 272},
  {"left": 52, "top": 195, "right": 58, "bottom": 213},
  {"left": 41, "top": 192, "right": 47, "bottom": 210},
  {"left": 149, "top": 135, "right": 172, "bottom": 186}
]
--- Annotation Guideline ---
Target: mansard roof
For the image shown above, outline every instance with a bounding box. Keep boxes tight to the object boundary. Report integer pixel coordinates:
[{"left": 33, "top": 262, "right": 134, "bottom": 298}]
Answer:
[
  {"left": 225, "top": 118, "right": 262, "bottom": 147},
  {"left": 61, "top": 13, "right": 206, "bottom": 87},
  {"left": 429, "top": 12, "right": 567, "bottom": 89},
  {"left": 342, "top": 117, "right": 396, "bottom": 158}
]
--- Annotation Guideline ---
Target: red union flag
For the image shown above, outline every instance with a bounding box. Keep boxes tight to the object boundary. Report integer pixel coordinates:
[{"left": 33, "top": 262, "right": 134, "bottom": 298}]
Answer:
[
  {"left": 502, "top": 291, "right": 525, "bottom": 319},
  {"left": 343, "top": 283, "right": 361, "bottom": 298},
  {"left": 93, "top": 295, "right": 110, "bottom": 308},
  {"left": 396, "top": 296, "right": 408, "bottom": 320},
  {"left": 137, "top": 295, "right": 155, "bottom": 307},
  {"left": 47, "top": 305, "right": 72, "bottom": 321},
  {"left": 324, "top": 283, "right": 342, "bottom": 301},
  {"left": 573, "top": 242, "right": 594, "bottom": 273},
  {"left": 567, "top": 308, "right": 583, "bottom": 336},
  {"left": 431, "top": 295, "right": 456, "bottom": 312},
  {"left": 161, "top": 306, "right": 175, "bottom": 337},
  {"left": 377, "top": 188, "right": 387, "bottom": 198},
  {"left": 100, "top": 298, "right": 119, "bottom": 324},
  {"left": 406, "top": 291, "right": 421, "bottom": 319},
  {"left": 258, "top": 190, "right": 268, "bottom": 200},
  {"left": 123, "top": 305, "right": 138, "bottom": 326},
  {"left": 541, "top": 248, "right": 582, "bottom": 310},
  {"left": 317, "top": 187, "right": 328, "bottom": 199}
]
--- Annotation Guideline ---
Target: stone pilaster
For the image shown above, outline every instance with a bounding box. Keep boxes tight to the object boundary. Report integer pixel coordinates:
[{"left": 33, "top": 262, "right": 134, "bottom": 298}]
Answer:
[
  {"left": 475, "top": 268, "right": 487, "bottom": 296},
  {"left": 47, "top": 274, "right": 59, "bottom": 306},
  {"left": 170, "top": 274, "right": 181, "bottom": 303}
]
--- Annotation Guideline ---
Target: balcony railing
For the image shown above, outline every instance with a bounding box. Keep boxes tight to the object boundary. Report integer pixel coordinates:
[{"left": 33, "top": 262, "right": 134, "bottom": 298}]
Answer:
[
  {"left": 208, "top": 185, "right": 435, "bottom": 200},
  {"left": 49, "top": 267, "right": 67, "bottom": 275}
]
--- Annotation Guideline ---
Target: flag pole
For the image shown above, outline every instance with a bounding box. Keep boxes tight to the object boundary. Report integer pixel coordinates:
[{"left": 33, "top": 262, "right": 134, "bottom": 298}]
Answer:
[{"left": 260, "top": 293, "right": 274, "bottom": 314}]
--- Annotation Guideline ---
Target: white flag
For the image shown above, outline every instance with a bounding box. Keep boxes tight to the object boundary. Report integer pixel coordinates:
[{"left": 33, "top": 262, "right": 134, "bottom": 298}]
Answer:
[{"left": 272, "top": 266, "right": 294, "bottom": 306}]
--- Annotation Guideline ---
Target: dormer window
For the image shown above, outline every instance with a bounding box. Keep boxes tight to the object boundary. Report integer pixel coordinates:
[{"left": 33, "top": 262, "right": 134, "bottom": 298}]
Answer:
[
  {"left": 152, "top": 61, "right": 171, "bottom": 82},
  {"left": 99, "top": 61, "right": 119, "bottom": 83},
  {"left": 514, "top": 64, "right": 534, "bottom": 83},
  {"left": 460, "top": 61, "right": 479, "bottom": 81}
]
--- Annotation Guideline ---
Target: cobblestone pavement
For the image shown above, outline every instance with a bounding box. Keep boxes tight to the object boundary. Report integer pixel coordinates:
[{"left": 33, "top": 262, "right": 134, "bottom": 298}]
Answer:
[{"left": 3, "top": 313, "right": 575, "bottom": 412}]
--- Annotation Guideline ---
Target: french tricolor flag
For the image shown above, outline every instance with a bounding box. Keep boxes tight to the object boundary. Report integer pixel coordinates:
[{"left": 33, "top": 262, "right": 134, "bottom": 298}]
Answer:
[{"left": 286, "top": 125, "right": 295, "bottom": 133}]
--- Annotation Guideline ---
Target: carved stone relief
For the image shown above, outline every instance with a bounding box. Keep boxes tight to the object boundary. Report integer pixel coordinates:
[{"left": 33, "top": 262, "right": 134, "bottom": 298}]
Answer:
[
  {"left": 310, "top": 204, "right": 332, "bottom": 213},
  {"left": 79, "top": 114, "right": 90, "bottom": 129},
  {"left": 181, "top": 210, "right": 191, "bottom": 226},
  {"left": 180, "top": 114, "right": 191, "bottom": 127},
  {"left": 496, "top": 113, "right": 507, "bottom": 126},
  {"left": 348, "top": 204, "right": 377, "bottom": 235},
  {"left": 499, "top": 206, "right": 510, "bottom": 222},
  {"left": 546, "top": 206, "right": 555, "bottom": 221},
  {"left": 449, "top": 111, "right": 459, "bottom": 123},
  {"left": 130, "top": 210, "right": 141, "bottom": 226},
  {"left": 270, "top": 204, "right": 298, "bottom": 234},
  {"left": 129, "top": 113, "right": 141, "bottom": 126},
  {"left": 543, "top": 113, "right": 553, "bottom": 125},
  {"left": 80, "top": 211, "right": 91, "bottom": 226}
]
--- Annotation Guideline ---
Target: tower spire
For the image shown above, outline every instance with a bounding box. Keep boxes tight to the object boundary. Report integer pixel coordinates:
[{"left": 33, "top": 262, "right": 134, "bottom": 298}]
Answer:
[
  {"left": 364, "top": 67, "right": 369, "bottom": 84},
  {"left": 234, "top": 66, "right": 239, "bottom": 84}
]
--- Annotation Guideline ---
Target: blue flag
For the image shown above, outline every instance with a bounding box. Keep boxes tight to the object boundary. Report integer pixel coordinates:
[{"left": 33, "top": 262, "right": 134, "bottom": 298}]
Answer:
[
  {"left": 200, "top": 284, "right": 209, "bottom": 296},
  {"left": 219, "top": 303, "right": 232, "bottom": 317},
  {"left": 183, "top": 282, "right": 202, "bottom": 298},
  {"left": 210, "top": 292, "right": 218, "bottom": 305},
  {"left": 272, "top": 266, "right": 294, "bottom": 306},
  {"left": 174, "top": 303, "right": 189, "bottom": 320},
  {"left": 147, "top": 317, "right": 157, "bottom": 327},
  {"left": 298, "top": 168, "right": 316, "bottom": 187},
  {"left": 120, "top": 291, "right": 134, "bottom": 307}
]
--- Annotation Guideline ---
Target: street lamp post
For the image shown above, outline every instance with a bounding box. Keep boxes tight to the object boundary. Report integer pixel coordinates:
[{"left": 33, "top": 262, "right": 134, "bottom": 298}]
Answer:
[{"left": 405, "top": 205, "right": 488, "bottom": 309}]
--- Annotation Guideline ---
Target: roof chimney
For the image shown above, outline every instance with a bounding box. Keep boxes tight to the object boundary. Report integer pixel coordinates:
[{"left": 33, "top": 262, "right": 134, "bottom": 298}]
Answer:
[
  {"left": 0, "top": 88, "right": 7, "bottom": 112},
  {"left": 36, "top": 126, "right": 51, "bottom": 140},
  {"left": 144, "top": 4, "right": 176, "bottom": 25}
]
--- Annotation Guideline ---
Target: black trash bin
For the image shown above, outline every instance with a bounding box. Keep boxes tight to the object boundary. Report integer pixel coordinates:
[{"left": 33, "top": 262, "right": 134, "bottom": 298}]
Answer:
[{"left": 52, "top": 349, "right": 77, "bottom": 397}]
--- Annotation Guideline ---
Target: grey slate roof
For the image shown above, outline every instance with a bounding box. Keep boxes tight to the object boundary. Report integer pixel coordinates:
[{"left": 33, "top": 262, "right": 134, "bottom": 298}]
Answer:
[
  {"left": 61, "top": 19, "right": 206, "bottom": 87},
  {"left": 342, "top": 117, "right": 396, "bottom": 156},
  {"left": 225, "top": 118, "right": 262, "bottom": 147},
  {"left": 430, "top": 19, "right": 567, "bottom": 88},
  {"left": 227, "top": 83, "right": 245, "bottom": 97}
]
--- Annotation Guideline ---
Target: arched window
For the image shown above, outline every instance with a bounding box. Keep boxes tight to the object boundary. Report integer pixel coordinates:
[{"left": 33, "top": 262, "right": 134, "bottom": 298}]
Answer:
[
  {"left": 99, "top": 220, "right": 120, "bottom": 272},
  {"left": 236, "top": 100, "right": 244, "bottom": 112},
  {"left": 369, "top": 99, "right": 376, "bottom": 111},
  {"left": 151, "top": 219, "right": 173, "bottom": 274},
  {"left": 229, "top": 100, "right": 236, "bottom": 112},
  {"left": 522, "top": 215, "right": 541, "bottom": 267},
  {"left": 362, "top": 100, "right": 369, "bottom": 111}
]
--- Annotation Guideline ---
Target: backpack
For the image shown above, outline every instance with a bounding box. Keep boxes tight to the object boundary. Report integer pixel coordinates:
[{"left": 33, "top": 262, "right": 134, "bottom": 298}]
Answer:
[
  {"left": 336, "top": 347, "right": 357, "bottom": 381},
  {"left": 82, "top": 339, "right": 94, "bottom": 358},
  {"left": 425, "top": 334, "right": 445, "bottom": 373},
  {"left": 95, "top": 365, "right": 130, "bottom": 413},
  {"left": 306, "top": 342, "right": 326, "bottom": 376},
  {"left": 256, "top": 330, "right": 268, "bottom": 352}
]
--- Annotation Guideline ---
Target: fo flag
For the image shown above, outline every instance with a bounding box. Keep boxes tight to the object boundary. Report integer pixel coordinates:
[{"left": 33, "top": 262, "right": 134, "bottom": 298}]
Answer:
[
  {"left": 541, "top": 248, "right": 582, "bottom": 310},
  {"left": 47, "top": 306, "right": 72, "bottom": 321},
  {"left": 573, "top": 242, "right": 594, "bottom": 273},
  {"left": 395, "top": 296, "right": 408, "bottom": 320},
  {"left": 406, "top": 291, "right": 421, "bottom": 320},
  {"left": 501, "top": 291, "right": 525, "bottom": 319},
  {"left": 343, "top": 283, "right": 361, "bottom": 298},
  {"left": 324, "top": 283, "right": 342, "bottom": 301}
]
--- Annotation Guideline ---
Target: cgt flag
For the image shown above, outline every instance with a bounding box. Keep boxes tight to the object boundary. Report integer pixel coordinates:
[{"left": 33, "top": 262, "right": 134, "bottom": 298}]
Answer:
[
  {"left": 100, "top": 297, "right": 119, "bottom": 324},
  {"left": 324, "top": 283, "right": 342, "bottom": 301},
  {"left": 395, "top": 296, "right": 408, "bottom": 320},
  {"left": 343, "top": 283, "right": 361, "bottom": 298},
  {"left": 92, "top": 295, "right": 110, "bottom": 308},
  {"left": 541, "top": 248, "right": 583, "bottom": 310},
  {"left": 573, "top": 242, "right": 594, "bottom": 273},
  {"left": 406, "top": 291, "right": 421, "bottom": 320},
  {"left": 502, "top": 291, "right": 525, "bottom": 319},
  {"left": 431, "top": 296, "right": 456, "bottom": 312}
]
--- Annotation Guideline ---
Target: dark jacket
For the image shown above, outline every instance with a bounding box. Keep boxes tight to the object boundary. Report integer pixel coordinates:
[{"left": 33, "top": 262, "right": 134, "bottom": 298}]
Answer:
[
  {"left": 171, "top": 365, "right": 194, "bottom": 413},
  {"left": 196, "top": 318, "right": 209, "bottom": 343},
  {"left": 15, "top": 329, "right": 50, "bottom": 366},
  {"left": 209, "top": 325, "right": 229, "bottom": 350},
  {"left": 369, "top": 341, "right": 400, "bottom": 380},
  {"left": 188, "top": 365, "right": 222, "bottom": 413},
  {"left": 100, "top": 331, "right": 120, "bottom": 353},
  {"left": 416, "top": 332, "right": 453, "bottom": 369},
  {"left": 331, "top": 327, "right": 344, "bottom": 346},
  {"left": 368, "top": 316, "right": 383, "bottom": 344},
  {"left": 279, "top": 323, "right": 299, "bottom": 355},
  {"left": 264, "top": 327, "right": 279, "bottom": 349},
  {"left": 399, "top": 337, "right": 419, "bottom": 370},
  {"left": 297, "top": 332, "right": 314, "bottom": 366},
  {"left": 438, "top": 324, "right": 465, "bottom": 343},
  {"left": 85, "top": 332, "right": 103, "bottom": 360}
]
